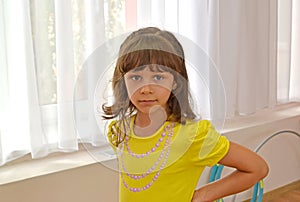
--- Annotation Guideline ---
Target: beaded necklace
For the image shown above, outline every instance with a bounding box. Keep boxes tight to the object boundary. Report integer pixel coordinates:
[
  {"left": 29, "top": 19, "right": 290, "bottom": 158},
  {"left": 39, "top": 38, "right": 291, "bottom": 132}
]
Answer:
[{"left": 119, "top": 123, "right": 174, "bottom": 192}]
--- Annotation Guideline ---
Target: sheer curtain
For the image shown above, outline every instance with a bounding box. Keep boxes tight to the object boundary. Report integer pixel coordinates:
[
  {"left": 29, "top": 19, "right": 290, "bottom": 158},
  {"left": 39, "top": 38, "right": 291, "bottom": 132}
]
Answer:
[
  {"left": 218, "top": 0, "right": 300, "bottom": 116},
  {"left": 218, "top": 0, "right": 278, "bottom": 116},
  {"left": 0, "top": 0, "right": 108, "bottom": 165},
  {"left": 0, "top": 0, "right": 299, "bottom": 166}
]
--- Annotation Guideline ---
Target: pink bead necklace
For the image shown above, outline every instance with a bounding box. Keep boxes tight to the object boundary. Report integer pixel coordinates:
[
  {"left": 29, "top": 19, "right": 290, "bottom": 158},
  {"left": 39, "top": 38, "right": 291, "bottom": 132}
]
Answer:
[
  {"left": 119, "top": 123, "right": 174, "bottom": 192},
  {"left": 125, "top": 124, "right": 170, "bottom": 158}
]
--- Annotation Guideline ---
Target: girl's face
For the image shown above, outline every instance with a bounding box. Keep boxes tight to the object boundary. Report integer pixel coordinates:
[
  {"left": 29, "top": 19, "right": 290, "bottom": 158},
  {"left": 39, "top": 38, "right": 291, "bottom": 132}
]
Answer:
[{"left": 124, "top": 66, "right": 175, "bottom": 115}]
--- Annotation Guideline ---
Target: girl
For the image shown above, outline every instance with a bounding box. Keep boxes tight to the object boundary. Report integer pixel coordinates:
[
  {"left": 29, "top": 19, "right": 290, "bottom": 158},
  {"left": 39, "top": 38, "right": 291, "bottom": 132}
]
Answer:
[{"left": 102, "top": 27, "right": 269, "bottom": 202}]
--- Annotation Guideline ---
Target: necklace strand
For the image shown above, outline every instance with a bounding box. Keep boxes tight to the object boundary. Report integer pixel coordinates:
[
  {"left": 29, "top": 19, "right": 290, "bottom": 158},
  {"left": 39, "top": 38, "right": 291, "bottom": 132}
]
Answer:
[
  {"left": 125, "top": 124, "right": 170, "bottom": 158},
  {"left": 119, "top": 124, "right": 174, "bottom": 192},
  {"left": 121, "top": 134, "right": 170, "bottom": 180}
]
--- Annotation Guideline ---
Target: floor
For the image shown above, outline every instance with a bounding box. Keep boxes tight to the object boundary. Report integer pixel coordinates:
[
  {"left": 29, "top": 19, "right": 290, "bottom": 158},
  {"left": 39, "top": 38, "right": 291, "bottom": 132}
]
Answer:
[
  {"left": 263, "top": 181, "right": 300, "bottom": 202},
  {"left": 266, "top": 190, "right": 300, "bottom": 202}
]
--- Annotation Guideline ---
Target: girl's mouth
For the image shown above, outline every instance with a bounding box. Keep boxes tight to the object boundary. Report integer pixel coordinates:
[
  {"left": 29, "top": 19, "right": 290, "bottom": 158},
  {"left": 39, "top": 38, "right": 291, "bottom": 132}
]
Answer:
[{"left": 138, "top": 99, "right": 157, "bottom": 104}]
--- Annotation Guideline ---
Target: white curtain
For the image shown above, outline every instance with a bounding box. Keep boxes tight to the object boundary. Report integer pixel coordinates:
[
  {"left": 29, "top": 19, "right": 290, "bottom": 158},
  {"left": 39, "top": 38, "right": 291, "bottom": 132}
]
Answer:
[
  {"left": 218, "top": 0, "right": 300, "bottom": 116},
  {"left": 0, "top": 0, "right": 299, "bottom": 166},
  {"left": 218, "top": 0, "right": 279, "bottom": 116},
  {"left": 0, "top": 0, "right": 107, "bottom": 165}
]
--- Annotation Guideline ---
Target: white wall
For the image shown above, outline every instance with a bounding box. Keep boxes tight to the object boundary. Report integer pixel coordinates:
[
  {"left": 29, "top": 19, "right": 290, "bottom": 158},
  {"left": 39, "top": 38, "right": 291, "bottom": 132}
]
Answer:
[{"left": 0, "top": 163, "right": 119, "bottom": 202}]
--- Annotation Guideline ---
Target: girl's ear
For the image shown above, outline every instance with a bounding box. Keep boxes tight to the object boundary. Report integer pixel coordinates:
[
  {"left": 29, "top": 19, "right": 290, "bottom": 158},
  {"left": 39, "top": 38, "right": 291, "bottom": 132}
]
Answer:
[{"left": 172, "top": 82, "right": 177, "bottom": 90}]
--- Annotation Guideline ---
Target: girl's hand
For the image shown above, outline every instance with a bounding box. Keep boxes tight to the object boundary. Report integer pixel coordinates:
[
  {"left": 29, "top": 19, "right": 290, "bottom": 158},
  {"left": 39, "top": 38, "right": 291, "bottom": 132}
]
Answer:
[
  {"left": 191, "top": 189, "right": 213, "bottom": 202},
  {"left": 191, "top": 189, "right": 201, "bottom": 202}
]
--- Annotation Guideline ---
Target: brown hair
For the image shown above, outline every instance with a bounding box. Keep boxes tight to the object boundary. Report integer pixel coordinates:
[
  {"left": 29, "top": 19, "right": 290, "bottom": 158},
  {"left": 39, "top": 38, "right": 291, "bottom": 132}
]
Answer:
[{"left": 102, "top": 27, "right": 196, "bottom": 146}]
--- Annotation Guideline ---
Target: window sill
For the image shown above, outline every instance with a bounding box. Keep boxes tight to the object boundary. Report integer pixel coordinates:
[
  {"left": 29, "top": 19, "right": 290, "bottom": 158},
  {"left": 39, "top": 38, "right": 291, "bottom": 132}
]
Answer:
[
  {"left": 221, "top": 102, "right": 300, "bottom": 134},
  {"left": 0, "top": 145, "right": 116, "bottom": 185}
]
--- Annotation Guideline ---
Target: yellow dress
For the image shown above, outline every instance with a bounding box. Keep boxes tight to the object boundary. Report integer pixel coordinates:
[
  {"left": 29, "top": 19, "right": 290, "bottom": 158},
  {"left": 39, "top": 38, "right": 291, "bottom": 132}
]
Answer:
[{"left": 107, "top": 116, "right": 230, "bottom": 202}]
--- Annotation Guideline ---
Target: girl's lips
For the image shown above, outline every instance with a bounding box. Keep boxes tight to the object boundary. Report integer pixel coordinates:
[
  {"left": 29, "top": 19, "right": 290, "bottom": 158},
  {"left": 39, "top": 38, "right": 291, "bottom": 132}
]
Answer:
[
  {"left": 138, "top": 100, "right": 157, "bottom": 104},
  {"left": 139, "top": 100, "right": 155, "bottom": 102}
]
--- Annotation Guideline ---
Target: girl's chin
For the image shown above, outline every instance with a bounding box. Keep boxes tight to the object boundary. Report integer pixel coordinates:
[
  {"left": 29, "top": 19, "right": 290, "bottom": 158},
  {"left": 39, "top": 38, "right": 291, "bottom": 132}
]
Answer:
[{"left": 137, "top": 105, "right": 168, "bottom": 115}]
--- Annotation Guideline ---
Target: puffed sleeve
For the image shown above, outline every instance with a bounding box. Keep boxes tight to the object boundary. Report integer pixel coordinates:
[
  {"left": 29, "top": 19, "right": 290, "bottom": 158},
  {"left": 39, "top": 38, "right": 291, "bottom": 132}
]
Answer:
[{"left": 190, "top": 120, "right": 230, "bottom": 167}]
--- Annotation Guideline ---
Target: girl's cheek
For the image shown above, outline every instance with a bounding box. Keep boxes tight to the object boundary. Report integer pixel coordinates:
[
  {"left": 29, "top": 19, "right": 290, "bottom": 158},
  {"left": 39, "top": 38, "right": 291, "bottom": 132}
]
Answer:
[
  {"left": 126, "top": 83, "right": 140, "bottom": 97},
  {"left": 124, "top": 80, "right": 137, "bottom": 95}
]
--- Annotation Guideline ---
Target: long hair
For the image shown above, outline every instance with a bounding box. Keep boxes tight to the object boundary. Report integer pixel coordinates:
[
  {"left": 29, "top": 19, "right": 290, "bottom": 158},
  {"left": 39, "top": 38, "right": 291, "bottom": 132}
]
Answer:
[{"left": 102, "top": 27, "right": 196, "bottom": 147}]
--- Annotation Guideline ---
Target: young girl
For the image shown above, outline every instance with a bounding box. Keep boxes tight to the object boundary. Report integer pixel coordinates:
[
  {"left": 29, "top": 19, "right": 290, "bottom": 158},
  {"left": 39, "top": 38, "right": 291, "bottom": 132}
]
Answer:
[{"left": 102, "top": 27, "right": 269, "bottom": 202}]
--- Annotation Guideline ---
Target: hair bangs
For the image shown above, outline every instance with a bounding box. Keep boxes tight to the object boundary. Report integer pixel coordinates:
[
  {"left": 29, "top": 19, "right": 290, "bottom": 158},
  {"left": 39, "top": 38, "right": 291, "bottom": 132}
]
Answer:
[{"left": 120, "top": 49, "right": 182, "bottom": 74}]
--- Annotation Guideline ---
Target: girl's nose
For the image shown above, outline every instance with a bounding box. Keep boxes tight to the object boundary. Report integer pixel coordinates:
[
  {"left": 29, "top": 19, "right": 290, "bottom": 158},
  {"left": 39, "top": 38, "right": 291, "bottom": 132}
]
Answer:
[{"left": 139, "top": 84, "right": 153, "bottom": 94}]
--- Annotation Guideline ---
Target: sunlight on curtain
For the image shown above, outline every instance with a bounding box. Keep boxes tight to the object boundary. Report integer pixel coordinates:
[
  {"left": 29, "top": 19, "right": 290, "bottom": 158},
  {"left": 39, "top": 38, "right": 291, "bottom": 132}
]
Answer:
[
  {"left": 28, "top": 0, "right": 125, "bottom": 157},
  {"left": 0, "top": 0, "right": 126, "bottom": 165}
]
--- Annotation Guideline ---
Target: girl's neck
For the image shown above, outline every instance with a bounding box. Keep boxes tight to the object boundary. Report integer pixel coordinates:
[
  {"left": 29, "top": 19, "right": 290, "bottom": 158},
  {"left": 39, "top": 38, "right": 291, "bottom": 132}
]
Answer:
[{"left": 134, "top": 107, "right": 169, "bottom": 137}]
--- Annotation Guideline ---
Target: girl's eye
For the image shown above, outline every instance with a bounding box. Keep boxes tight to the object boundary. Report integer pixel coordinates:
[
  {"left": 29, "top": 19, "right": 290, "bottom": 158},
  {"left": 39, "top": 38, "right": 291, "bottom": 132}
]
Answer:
[
  {"left": 153, "top": 75, "right": 164, "bottom": 81},
  {"left": 131, "top": 75, "right": 141, "bottom": 81}
]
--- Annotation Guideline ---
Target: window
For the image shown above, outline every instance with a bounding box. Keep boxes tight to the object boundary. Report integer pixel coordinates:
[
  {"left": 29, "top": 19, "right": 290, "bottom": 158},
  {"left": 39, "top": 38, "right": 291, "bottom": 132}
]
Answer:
[{"left": 0, "top": 0, "right": 299, "bottom": 166}]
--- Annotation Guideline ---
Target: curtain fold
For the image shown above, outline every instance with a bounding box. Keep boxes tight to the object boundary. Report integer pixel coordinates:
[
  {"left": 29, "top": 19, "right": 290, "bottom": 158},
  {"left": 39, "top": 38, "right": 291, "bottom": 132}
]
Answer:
[{"left": 55, "top": 0, "right": 77, "bottom": 150}]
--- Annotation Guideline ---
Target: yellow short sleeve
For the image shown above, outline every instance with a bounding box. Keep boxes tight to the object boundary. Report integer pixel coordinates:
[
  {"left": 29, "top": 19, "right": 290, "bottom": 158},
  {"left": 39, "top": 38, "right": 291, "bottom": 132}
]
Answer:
[{"left": 191, "top": 120, "right": 230, "bottom": 166}]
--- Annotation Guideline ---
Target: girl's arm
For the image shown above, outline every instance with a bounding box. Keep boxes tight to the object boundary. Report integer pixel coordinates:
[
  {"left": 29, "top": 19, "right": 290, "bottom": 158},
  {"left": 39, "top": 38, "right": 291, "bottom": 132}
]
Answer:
[{"left": 192, "top": 141, "right": 269, "bottom": 202}]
